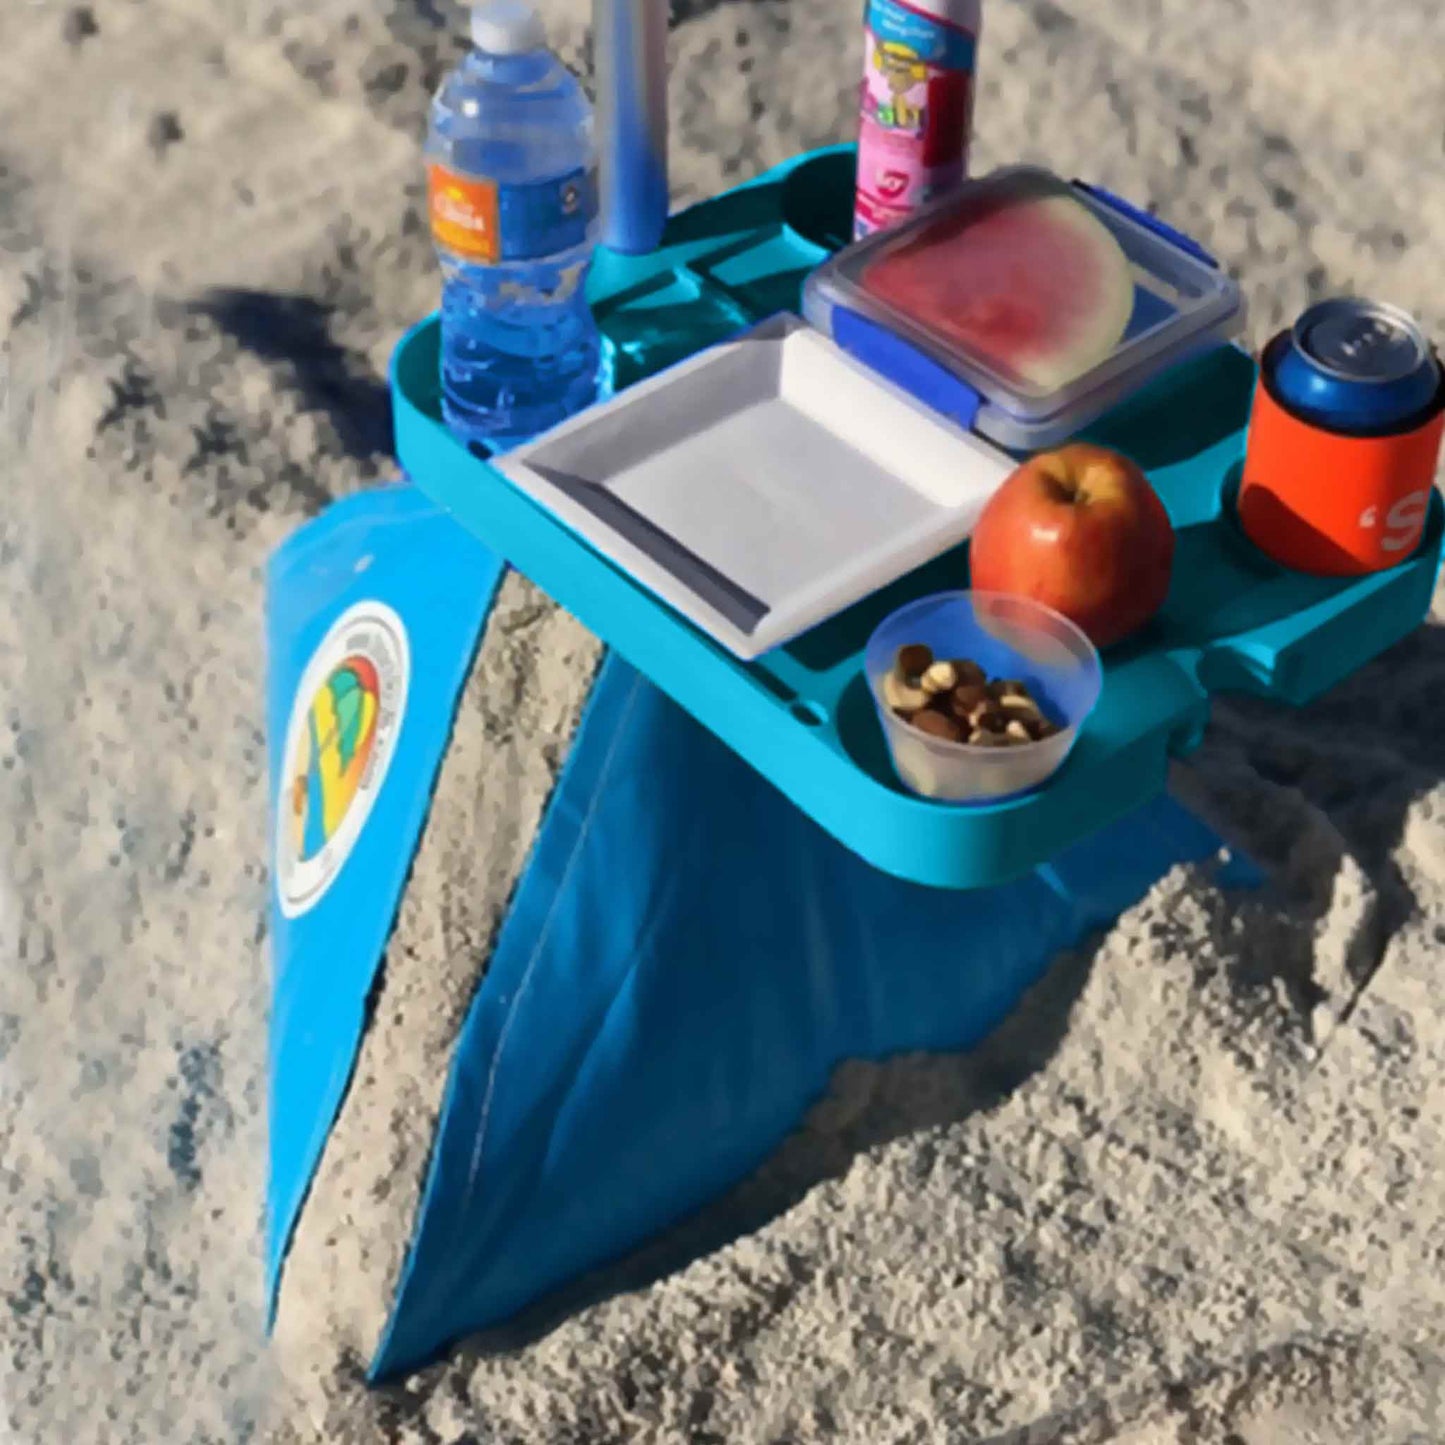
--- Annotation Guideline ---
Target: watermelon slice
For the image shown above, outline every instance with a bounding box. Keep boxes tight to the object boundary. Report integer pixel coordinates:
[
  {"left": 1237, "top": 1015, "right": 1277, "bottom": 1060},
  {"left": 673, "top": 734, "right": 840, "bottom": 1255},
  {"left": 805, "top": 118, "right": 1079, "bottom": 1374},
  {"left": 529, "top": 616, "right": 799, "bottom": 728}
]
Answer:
[{"left": 860, "top": 172, "right": 1137, "bottom": 397}]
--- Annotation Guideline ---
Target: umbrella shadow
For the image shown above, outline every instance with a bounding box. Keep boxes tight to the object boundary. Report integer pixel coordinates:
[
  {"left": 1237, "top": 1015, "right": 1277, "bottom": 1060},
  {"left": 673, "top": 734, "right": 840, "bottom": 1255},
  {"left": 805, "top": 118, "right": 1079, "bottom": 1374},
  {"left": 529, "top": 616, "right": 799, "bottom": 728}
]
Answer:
[
  {"left": 1182, "top": 615, "right": 1445, "bottom": 1032},
  {"left": 192, "top": 288, "right": 393, "bottom": 464}
]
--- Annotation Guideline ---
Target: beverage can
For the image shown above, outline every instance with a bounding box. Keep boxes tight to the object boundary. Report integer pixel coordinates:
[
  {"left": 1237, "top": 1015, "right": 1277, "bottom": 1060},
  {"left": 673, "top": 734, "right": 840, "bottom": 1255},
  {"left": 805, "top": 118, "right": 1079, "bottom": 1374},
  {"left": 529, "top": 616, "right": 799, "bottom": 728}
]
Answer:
[
  {"left": 1238, "top": 298, "right": 1445, "bottom": 576},
  {"left": 1274, "top": 298, "right": 1441, "bottom": 434},
  {"left": 853, "top": 0, "right": 981, "bottom": 240}
]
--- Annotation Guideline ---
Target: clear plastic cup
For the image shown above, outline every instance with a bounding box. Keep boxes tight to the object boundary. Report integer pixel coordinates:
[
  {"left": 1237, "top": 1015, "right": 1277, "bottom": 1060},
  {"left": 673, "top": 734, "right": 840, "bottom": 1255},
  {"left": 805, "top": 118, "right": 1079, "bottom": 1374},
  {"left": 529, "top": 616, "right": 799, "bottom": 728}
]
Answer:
[{"left": 864, "top": 590, "right": 1103, "bottom": 803}]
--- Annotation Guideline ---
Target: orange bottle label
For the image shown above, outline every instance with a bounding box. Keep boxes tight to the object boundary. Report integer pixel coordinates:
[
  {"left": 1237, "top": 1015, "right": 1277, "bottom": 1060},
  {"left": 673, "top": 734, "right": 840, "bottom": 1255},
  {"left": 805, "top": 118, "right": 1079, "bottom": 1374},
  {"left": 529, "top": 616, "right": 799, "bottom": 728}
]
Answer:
[{"left": 427, "top": 163, "right": 501, "bottom": 264}]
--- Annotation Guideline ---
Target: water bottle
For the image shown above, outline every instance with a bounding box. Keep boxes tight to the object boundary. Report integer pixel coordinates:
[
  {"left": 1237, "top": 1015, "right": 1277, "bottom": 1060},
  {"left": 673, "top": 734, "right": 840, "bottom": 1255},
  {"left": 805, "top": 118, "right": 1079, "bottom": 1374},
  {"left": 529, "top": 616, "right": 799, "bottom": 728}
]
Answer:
[{"left": 426, "top": 0, "right": 605, "bottom": 451}]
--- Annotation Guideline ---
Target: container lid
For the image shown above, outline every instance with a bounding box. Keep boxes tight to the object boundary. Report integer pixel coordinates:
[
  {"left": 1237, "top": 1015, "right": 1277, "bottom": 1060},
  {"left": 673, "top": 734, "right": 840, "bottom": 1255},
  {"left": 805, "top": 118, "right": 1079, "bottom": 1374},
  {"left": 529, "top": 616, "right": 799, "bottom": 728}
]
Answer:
[{"left": 802, "top": 166, "right": 1247, "bottom": 452}]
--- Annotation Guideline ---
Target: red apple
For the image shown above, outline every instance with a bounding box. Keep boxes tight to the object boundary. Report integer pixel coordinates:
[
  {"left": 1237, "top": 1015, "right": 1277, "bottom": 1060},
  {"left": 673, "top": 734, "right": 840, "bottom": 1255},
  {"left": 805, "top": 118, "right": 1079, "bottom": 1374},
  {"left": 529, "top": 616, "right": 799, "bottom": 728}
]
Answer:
[{"left": 969, "top": 443, "right": 1174, "bottom": 649}]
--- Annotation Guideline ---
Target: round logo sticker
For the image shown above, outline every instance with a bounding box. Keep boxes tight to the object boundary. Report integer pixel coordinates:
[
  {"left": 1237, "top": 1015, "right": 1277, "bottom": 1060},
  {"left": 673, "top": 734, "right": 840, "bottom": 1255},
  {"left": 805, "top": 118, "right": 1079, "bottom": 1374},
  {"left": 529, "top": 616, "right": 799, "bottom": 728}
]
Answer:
[{"left": 275, "top": 601, "right": 410, "bottom": 919}]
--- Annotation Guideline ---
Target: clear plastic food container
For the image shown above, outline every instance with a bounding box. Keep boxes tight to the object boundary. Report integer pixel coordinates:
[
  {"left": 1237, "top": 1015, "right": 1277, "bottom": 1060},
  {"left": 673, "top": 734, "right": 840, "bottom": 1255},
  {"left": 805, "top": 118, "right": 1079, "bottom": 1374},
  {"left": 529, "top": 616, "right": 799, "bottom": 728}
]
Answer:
[
  {"left": 865, "top": 590, "right": 1103, "bottom": 802},
  {"left": 804, "top": 165, "right": 1247, "bottom": 452}
]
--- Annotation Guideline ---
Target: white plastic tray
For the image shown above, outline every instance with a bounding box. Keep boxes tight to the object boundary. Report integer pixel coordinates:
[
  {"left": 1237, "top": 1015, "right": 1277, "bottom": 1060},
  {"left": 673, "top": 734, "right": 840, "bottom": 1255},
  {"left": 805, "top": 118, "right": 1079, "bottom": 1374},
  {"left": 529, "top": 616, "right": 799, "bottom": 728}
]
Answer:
[{"left": 494, "top": 314, "right": 1015, "bottom": 659}]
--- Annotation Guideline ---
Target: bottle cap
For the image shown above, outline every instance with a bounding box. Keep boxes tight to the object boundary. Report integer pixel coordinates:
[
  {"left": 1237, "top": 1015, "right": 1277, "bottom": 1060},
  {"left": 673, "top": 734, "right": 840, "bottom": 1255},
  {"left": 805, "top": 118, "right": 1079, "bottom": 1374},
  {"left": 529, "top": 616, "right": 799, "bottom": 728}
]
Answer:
[{"left": 471, "top": 0, "right": 546, "bottom": 55}]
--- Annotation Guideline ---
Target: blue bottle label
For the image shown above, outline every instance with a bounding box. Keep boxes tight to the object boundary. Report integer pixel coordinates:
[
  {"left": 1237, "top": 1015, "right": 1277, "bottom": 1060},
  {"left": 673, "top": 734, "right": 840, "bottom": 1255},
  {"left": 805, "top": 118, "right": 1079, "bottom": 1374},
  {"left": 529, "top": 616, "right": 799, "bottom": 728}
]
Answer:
[{"left": 497, "top": 165, "right": 597, "bottom": 261}]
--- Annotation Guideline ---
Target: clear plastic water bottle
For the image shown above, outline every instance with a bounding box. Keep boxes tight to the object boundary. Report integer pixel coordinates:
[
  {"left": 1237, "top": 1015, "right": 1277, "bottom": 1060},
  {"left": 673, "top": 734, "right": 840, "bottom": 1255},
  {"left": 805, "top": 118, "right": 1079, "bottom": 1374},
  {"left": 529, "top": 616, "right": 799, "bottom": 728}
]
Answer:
[{"left": 426, "top": 0, "right": 605, "bottom": 451}]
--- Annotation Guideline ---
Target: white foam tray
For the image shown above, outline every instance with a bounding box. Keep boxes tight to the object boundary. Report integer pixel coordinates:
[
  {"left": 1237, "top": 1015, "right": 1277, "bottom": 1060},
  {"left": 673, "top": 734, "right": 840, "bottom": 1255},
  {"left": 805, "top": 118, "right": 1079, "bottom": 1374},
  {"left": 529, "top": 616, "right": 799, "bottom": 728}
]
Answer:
[{"left": 495, "top": 313, "right": 1015, "bottom": 660}]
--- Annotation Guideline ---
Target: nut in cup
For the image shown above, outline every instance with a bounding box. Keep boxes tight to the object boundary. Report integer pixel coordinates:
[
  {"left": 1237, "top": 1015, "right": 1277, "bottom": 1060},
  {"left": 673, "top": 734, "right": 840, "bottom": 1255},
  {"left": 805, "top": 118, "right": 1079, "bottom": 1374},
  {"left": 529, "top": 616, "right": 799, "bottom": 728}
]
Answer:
[{"left": 865, "top": 591, "right": 1102, "bottom": 803}]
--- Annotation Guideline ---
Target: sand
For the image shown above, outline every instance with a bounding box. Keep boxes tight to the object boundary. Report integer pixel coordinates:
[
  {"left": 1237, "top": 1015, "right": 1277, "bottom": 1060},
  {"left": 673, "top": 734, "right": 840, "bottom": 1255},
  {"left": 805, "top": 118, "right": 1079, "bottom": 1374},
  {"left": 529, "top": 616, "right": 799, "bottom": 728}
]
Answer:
[{"left": 3, "top": 0, "right": 1445, "bottom": 1440}]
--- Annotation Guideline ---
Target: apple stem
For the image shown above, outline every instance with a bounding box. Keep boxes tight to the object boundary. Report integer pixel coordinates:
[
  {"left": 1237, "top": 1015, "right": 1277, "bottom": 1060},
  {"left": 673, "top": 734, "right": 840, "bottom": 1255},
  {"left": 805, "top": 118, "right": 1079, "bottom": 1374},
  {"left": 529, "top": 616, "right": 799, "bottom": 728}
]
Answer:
[{"left": 1044, "top": 472, "right": 1080, "bottom": 504}]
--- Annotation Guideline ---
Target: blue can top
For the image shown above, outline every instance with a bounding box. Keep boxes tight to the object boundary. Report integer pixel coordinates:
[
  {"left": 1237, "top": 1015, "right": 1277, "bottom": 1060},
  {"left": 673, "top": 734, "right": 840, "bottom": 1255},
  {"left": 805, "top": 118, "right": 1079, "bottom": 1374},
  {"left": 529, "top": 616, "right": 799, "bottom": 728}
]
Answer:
[{"left": 1271, "top": 298, "right": 1442, "bottom": 435}]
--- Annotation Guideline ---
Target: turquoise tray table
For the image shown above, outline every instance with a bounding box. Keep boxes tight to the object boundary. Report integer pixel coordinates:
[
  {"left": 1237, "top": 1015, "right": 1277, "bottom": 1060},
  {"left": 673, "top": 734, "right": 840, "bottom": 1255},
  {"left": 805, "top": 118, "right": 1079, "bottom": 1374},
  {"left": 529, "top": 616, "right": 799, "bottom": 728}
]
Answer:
[{"left": 390, "top": 145, "right": 1443, "bottom": 890}]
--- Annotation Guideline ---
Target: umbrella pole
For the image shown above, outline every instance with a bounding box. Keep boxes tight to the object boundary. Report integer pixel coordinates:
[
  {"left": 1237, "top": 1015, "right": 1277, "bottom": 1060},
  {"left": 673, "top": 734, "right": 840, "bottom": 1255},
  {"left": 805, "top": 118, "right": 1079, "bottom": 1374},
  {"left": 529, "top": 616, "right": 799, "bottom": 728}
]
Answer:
[{"left": 594, "top": 0, "right": 669, "bottom": 254}]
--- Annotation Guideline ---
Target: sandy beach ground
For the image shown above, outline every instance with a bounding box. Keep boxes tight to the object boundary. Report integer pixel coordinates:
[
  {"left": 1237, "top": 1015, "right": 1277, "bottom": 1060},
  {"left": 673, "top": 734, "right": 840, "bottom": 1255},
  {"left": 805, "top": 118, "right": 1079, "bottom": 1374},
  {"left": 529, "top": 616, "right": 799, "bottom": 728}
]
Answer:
[{"left": 4, "top": 0, "right": 1445, "bottom": 1440}]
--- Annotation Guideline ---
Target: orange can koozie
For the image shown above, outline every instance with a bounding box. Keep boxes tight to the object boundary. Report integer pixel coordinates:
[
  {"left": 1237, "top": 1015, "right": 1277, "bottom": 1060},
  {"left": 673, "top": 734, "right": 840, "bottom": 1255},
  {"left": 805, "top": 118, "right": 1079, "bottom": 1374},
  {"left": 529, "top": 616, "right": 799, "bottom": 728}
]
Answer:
[{"left": 1238, "top": 300, "right": 1445, "bottom": 577}]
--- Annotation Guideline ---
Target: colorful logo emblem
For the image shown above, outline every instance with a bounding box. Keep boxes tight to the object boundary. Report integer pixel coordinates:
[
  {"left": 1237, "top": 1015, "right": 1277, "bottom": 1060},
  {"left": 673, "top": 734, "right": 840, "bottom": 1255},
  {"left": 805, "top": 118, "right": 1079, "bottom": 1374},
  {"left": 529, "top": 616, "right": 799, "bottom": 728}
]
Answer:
[{"left": 276, "top": 601, "right": 409, "bottom": 919}]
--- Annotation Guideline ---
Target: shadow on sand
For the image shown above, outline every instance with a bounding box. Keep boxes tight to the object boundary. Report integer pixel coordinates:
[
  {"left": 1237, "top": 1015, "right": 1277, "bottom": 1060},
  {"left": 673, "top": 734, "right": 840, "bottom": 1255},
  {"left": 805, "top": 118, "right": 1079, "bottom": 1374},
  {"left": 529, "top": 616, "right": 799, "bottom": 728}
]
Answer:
[
  {"left": 1199, "top": 613, "right": 1445, "bottom": 1025},
  {"left": 193, "top": 288, "right": 393, "bottom": 464}
]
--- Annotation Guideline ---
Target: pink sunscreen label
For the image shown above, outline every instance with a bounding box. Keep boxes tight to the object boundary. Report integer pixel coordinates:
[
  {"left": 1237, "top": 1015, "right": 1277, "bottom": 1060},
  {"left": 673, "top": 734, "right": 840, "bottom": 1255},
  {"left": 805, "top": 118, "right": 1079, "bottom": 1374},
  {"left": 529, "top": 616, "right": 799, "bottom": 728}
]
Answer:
[{"left": 853, "top": 1, "right": 978, "bottom": 239}]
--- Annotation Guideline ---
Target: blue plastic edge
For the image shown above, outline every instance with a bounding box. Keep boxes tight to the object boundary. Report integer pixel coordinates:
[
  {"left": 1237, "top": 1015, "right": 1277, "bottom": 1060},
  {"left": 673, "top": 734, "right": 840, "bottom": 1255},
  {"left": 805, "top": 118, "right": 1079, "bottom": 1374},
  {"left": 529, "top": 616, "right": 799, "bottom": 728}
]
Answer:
[
  {"left": 833, "top": 305, "right": 984, "bottom": 431},
  {"left": 1072, "top": 180, "right": 1220, "bottom": 270}
]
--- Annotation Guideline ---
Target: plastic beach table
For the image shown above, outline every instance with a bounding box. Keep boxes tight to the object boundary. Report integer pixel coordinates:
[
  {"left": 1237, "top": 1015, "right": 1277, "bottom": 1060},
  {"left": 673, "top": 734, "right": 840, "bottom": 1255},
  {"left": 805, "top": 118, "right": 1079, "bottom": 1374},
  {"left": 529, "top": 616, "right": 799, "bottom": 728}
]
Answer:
[{"left": 390, "top": 145, "right": 1444, "bottom": 891}]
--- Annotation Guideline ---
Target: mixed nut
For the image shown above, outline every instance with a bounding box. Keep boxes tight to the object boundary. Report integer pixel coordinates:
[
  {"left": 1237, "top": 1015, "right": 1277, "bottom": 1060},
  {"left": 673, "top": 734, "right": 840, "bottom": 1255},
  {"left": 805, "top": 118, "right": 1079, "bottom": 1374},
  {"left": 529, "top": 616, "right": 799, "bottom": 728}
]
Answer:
[{"left": 882, "top": 643, "right": 1061, "bottom": 748}]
